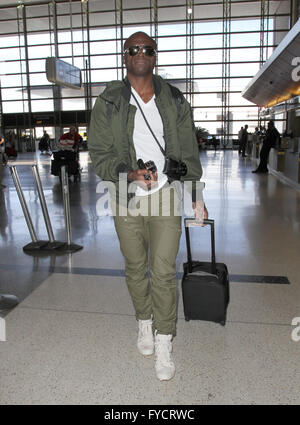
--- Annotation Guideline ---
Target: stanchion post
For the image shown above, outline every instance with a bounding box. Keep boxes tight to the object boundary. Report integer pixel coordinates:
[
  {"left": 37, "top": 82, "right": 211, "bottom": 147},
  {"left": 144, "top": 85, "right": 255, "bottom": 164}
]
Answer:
[
  {"left": 31, "top": 165, "right": 65, "bottom": 250},
  {"left": 10, "top": 166, "right": 49, "bottom": 251},
  {"left": 58, "top": 165, "right": 83, "bottom": 253}
]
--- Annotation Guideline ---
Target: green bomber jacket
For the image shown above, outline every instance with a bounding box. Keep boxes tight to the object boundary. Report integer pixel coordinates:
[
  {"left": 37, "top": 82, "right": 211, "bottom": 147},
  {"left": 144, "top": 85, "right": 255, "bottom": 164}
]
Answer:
[{"left": 88, "top": 74, "right": 204, "bottom": 202}]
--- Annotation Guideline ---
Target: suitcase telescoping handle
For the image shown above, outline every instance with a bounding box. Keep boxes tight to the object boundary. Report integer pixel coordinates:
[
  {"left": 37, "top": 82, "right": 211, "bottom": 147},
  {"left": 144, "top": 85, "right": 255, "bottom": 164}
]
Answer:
[{"left": 184, "top": 218, "right": 217, "bottom": 275}]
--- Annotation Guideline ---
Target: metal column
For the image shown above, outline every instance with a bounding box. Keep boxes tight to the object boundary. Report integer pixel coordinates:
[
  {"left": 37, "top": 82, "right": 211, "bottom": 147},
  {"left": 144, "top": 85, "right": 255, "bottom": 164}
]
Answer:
[
  {"left": 150, "top": 0, "right": 158, "bottom": 76},
  {"left": 10, "top": 166, "right": 49, "bottom": 251},
  {"left": 60, "top": 165, "right": 83, "bottom": 253},
  {"left": 81, "top": 0, "right": 92, "bottom": 126},
  {"left": 186, "top": 0, "right": 194, "bottom": 107},
  {"left": 115, "top": 0, "right": 124, "bottom": 80},
  {"left": 31, "top": 165, "right": 65, "bottom": 250},
  {"left": 259, "top": 0, "right": 270, "bottom": 127},
  {"left": 221, "top": 0, "right": 231, "bottom": 148},
  {"left": 49, "top": 0, "right": 62, "bottom": 140}
]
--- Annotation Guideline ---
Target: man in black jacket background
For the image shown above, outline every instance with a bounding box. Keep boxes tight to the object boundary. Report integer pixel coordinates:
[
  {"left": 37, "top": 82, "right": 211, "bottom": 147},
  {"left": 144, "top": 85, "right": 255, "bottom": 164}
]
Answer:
[{"left": 252, "top": 120, "right": 280, "bottom": 173}]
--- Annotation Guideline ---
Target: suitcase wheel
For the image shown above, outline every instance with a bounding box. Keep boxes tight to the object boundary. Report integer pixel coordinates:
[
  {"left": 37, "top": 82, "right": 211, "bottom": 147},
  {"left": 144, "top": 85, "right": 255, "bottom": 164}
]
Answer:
[{"left": 220, "top": 320, "right": 226, "bottom": 326}]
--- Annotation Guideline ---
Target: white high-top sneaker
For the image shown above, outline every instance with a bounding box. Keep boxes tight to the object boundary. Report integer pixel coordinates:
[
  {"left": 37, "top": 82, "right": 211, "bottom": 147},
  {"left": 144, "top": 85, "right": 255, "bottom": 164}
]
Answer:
[
  {"left": 154, "top": 332, "right": 175, "bottom": 381},
  {"left": 137, "top": 318, "right": 154, "bottom": 356}
]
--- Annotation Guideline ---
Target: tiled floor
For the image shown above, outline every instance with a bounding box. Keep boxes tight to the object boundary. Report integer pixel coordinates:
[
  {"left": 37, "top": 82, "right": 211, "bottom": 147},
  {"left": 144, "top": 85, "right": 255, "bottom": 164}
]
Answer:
[{"left": 0, "top": 149, "right": 300, "bottom": 404}]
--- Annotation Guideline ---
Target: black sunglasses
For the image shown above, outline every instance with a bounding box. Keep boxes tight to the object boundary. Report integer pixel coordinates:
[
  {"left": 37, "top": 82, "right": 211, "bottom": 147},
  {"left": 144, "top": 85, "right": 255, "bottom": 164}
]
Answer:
[{"left": 124, "top": 45, "right": 157, "bottom": 57}]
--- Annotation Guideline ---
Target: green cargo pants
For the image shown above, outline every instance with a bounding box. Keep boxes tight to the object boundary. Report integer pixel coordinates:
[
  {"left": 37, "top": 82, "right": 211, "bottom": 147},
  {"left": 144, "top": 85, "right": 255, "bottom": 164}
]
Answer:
[{"left": 113, "top": 185, "right": 182, "bottom": 336}]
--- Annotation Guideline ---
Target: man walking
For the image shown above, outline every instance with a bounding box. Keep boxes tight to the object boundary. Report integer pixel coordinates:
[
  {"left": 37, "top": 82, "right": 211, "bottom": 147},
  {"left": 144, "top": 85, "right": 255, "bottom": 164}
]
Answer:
[
  {"left": 0, "top": 134, "right": 7, "bottom": 189},
  {"left": 252, "top": 120, "right": 280, "bottom": 173},
  {"left": 238, "top": 126, "right": 243, "bottom": 154},
  {"left": 240, "top": 124, "right": 248, "bottom": 157},
  {"left": 88, "top": 32, "right": 207, "bottom": 381}
]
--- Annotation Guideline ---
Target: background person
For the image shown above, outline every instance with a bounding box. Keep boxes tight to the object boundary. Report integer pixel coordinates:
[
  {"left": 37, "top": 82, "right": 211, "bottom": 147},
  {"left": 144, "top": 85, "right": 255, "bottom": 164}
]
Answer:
[
  {"left": 0, "top": 134, "right": 7, "bottom": 189},
  {"left": 238, "top": 126, "right": 243, "bottom": 154},
  {"left": 39, "top": 130, "right": 51, "bottom": 153},
  {"left": 240, "top": 124, "right": 248, "bottom": 157},
  {"left": 59, "top": 126, "right": 82, "bottom": 151},
  {"left": 252, "top": 120, "right": 280, "bottom": 173}
]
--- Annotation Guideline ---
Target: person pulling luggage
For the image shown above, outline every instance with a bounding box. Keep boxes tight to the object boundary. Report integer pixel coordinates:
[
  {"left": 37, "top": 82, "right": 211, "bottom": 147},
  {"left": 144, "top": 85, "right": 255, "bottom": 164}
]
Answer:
[{"left": 88, "top": 31, "right": 208, "bottom": 381}]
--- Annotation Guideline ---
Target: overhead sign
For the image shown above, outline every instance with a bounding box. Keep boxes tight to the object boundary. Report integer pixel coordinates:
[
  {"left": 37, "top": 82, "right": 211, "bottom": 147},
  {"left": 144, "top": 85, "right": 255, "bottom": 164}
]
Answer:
[{"left": 46, "top": 57, "right": 82, "bottom": 90}]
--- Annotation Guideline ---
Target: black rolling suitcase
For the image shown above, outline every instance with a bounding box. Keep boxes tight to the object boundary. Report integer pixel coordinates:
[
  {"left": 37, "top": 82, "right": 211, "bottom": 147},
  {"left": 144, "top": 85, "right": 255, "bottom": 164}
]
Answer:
[{"left": 182, "top": 218, "right": 230, "bottom": 326}]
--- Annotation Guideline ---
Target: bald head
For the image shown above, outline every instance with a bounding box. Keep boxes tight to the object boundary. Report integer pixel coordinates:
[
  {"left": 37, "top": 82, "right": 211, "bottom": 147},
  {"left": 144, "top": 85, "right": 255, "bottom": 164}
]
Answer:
[{"left": 123, "top": 32, "right": 157, "bottom": 51}]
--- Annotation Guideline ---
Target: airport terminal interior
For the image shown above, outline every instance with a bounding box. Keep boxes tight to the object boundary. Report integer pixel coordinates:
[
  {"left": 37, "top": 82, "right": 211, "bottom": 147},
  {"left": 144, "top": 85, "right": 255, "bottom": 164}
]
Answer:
[{"left": 0, "top": 0, "right": 300, "bottom": 405}]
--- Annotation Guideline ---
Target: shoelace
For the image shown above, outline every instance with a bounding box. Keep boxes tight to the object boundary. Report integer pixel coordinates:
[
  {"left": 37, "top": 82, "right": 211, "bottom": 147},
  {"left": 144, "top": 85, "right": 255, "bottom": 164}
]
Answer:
[
  {"left": 138, "top": 323, "right": 152, "bottom": 341},
  {"left": 155, "top": 341, "right": 173, "bottom": 365}
]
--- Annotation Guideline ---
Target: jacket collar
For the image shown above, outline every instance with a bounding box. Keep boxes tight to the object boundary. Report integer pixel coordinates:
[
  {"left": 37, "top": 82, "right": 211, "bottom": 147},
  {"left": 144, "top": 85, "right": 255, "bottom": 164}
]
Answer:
[
  {"left": 122, "top": 75, "right": 162, "bottom": 101},
  {"left": 101, "top": 74, "right": 163, "bottom": 108}
]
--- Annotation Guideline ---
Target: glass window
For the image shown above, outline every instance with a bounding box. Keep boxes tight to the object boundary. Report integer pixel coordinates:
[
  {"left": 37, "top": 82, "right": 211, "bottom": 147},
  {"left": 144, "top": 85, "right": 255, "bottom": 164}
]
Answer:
[
  {"left": 0, "top": 47, "right": 23, "bottom": 61},
  {"left": 62, "top": 97, "right": 85, "bottom": 111},
  {"left": 195, "top": 78, "right": 223, "bottom": 92},
  {"left": 158, "top": 24, "right": 186, "bottom": 37},
  {"left": 2, "top": 87, "right": 28, "bottom": 101},
  {"left": 229, "top": 106, "right": 259, "bottom": 123},
  {"left": 194, "top": 21, "right": 223, "bottom": 34},
  {"left": 0, "top": 4, "right": 285, "bottom": 129},
  {"left": 158, "top": 36, "right": 185, "bottom": 51},
  {"left": 158, "top": 65, "right": 186, "bottom": 79},
  {"left": 29, "top": 59, "right": 47, "bottom": 73},
  {"left": 26, "top": 4, "right": 49, "bottom": 18},
  {"left": 194, "top": 93, "right": 222, "bottom": 107},
  {"left": 1, "top": 87, "right": 28, "bottom": 101},
  {"left": 230, "top": 63, "right": 260, "bottom": 77},
  {"left": 30, "top": 87, "right": 53, "bottom": 101},
  {"left": 27, "top": 33, "right": 51, "bottom": 46},
  {"left": 194, "top": 49, "right": 223, "bottom": 64},
  {"left": 28, "top": 44, "right": 52, "bottom": 59},
  {"left": 123, "top": 0, "right": 149, "bottom": 7},
  {"left": 158, "top": 51, "right": 187, "bottom": 66},
  {"left": 230, "top": 47, "right": 260, "bottom": 62},
  {"left": 194, "top": 34, "right": 222, "bottom": 49},
  {"left": 231, "top": 19, "right": 261, "bottom": 32},
  {"left": 88, "top": 11, "right": 116, "bottom": 28},
  {"left": 90, "top": 55, "right": 118, "bottom": 69},
  {"left": 30, "top": 72, "right": 50, "bottom": 86},
  {"left": 123, "top": 9, "right": 150, "bottom": 25},
  {"left": 194, "top": 64, "right": 223, "bottom": 78},
  {"left": 230, "top": 77, "right": 253, "bottom": 91},
  {"left": 90, "top": 40, "right": 117, "bottom": 55},
  {"left": 158, "top": 6, "right": 186, "bottom": 22},
  {"left": 123, "top": 25, "right": 151, "bottom": 39},
  {"left": 194, "top": 107, "right": 222, "bottom": 123},
  {"left": 89, "top": 28, "right": 116, "bottom": 41},
  {"left": 231, "top": 32, "right": 260, "bottom": 47},
  {"left": 31, "top": 99, "right": 54, "bottom": 112},
  {"left": 2, "top": 101, "right": 28, "bottom": 114},
  {"left": 194, "top": 3, "right": 223, "bottom": 21},
  {"left": 91, "top": 68, "right": 118, "bottom": 83},
  {"left": 229, "top": 93, "right": 255, "bottom": 107},
  {"left": 58, "top": 44, "right": 74, "bottom": 57},
  {"left": 1, "top": 74, "right": 27, "bottom": 88},
  {"left": 0, "top": 61, "right": 24, "bottom": 79}
]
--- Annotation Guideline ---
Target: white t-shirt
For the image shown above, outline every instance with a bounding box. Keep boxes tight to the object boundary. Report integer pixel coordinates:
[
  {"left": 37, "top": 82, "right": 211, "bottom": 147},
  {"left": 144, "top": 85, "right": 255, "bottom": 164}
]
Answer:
[{"left": 130, "top": 87, "right": 168, "bottom": 196}]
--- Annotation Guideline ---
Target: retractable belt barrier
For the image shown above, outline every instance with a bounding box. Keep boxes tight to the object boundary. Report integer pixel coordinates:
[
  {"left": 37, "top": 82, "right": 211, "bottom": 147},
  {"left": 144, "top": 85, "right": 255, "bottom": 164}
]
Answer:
[{"left": 10, "top": 164, "right": 83, "bottom": 254}]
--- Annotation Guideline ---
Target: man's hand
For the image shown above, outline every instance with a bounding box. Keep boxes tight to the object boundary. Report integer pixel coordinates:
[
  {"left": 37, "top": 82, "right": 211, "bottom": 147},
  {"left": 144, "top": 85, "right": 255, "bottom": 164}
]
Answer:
[
  {"left": 191, "top": 200, "right": 208, "bottom": 226},
  {"left": 128, "top": 169, "right": 158, "bottom": 191}
]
